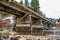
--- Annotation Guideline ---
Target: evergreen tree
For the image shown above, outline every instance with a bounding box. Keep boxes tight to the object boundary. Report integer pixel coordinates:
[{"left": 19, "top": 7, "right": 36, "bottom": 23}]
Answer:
[
  {"left": 31, "top": 0, "right": 40, "bottom": 11},
  {"left": 25, "top": 0, "right": 29, "bottom": 6},
  {"left": 20, "top": 0, "right": 23, "bottom": 5}
]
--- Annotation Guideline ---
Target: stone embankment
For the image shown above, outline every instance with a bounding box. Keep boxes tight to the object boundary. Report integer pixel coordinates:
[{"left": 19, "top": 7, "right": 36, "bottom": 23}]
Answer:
[{"left": 11, "top": 35, "right": 56, "bottom": 40}]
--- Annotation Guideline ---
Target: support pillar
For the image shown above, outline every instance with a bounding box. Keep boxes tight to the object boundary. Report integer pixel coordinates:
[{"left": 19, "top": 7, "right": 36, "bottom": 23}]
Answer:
[
  {"left": 29, "top": 13, "right": 32, "bottom": 34},
  {"left": 13, "top": 16, "right": 17, "bottom": 31},
  {"left": 40, "top": 19, "right": 43, "bottom": 28},
  {"left": 39, "top": 19, "right": 44, "bottom": 35}
]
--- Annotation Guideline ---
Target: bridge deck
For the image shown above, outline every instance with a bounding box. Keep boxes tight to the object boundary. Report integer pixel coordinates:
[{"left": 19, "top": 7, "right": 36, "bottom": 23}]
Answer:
[{"left": 0, "top": 1, "right": 53, "bottom": 24}]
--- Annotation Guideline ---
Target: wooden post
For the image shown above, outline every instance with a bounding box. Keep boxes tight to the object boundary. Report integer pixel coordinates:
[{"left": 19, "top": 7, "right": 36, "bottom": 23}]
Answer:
[
  {"left": 13, "top": 16, "right": 17, "bottom": 31},
  {"left": 40, "top": 19, "right": 43, "bottom": 28},
  {"left": 29, "top": 13, "right": 32, "bottom": 35},
  {"left": 40, "top": 19, "right": 44, "bottom": 35}
]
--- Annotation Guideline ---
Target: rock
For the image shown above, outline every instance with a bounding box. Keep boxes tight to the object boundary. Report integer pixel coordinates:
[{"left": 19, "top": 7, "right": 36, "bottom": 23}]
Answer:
[{"left": 1, "top": 30, "right": 10, "bottom": 39}]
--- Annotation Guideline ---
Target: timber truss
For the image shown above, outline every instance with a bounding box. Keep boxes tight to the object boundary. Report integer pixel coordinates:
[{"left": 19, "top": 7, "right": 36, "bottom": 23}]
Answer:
[{"left": 0, "top": 0, "right": 54, "bottom": 35}]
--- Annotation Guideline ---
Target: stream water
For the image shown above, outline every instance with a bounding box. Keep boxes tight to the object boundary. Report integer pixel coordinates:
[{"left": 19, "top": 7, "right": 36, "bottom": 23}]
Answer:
[
  {"left": 1, "top": 29, "right": 60, "bottom": 40},
  {"left": 43, "top": 30, "right": 60, "bottom": 39}
]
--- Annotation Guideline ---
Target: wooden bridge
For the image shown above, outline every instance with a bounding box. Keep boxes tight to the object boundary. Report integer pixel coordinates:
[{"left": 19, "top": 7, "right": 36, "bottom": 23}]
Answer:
[{"left": 0, "top": 0, "right": 55, "bottom": 35}]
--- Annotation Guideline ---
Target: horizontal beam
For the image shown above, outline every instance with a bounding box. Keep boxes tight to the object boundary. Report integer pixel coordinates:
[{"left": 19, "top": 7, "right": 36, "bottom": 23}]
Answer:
[
  {"left": 16, "top": 24, "right": 30, "bottom": 27},
  {"left": 32, "top": 25, "right": 43, "bottom": 28}
]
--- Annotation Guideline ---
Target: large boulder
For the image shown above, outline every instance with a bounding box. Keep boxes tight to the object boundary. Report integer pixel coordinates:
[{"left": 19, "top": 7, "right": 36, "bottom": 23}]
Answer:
[{"left": 2, "top": 30, "right": 10, "bottom": 39}]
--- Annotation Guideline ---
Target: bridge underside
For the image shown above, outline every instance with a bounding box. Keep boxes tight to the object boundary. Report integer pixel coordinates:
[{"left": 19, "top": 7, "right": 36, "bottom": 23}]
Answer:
[{"left": 0, "top": 0, "right": 54, "bottom": 35}]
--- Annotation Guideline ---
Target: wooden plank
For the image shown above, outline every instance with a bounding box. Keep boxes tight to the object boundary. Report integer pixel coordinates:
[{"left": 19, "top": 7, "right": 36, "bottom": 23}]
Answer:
[
  {"left": 32, "top": 25, "right": 43, "bottom": 28},
  {"left": 16, "top": 24, "right": 30, "bottom": 27}
]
